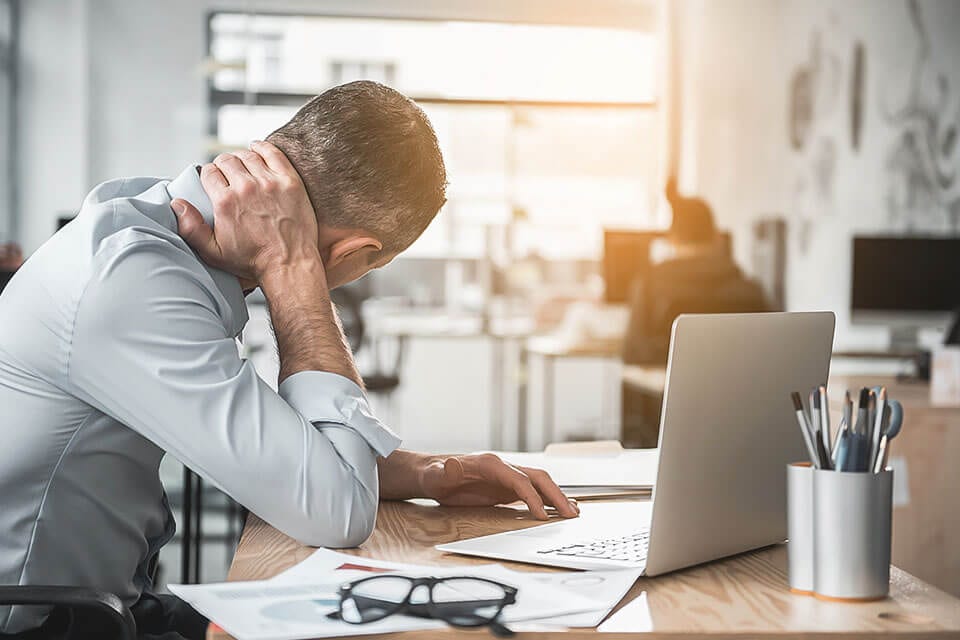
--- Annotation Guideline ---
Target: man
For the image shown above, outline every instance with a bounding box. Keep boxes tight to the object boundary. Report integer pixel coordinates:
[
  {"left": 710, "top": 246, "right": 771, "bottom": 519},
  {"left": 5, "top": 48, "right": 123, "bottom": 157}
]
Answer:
[{"left": 0, "top": 81, "right": 577, "bottom": 639}]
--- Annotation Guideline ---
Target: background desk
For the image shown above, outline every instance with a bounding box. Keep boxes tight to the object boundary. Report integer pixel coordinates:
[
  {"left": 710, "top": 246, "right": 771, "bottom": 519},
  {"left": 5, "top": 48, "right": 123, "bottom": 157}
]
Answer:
[{"left": 210, "top": 500, "right": 960, "bottom": 639}]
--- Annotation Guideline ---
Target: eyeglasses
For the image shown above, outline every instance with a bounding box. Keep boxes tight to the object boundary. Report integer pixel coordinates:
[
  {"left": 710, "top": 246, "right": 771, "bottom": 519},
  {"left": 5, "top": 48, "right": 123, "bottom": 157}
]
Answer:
[{"left": 327, "top": 574, "right": 518, "bottom": 637}]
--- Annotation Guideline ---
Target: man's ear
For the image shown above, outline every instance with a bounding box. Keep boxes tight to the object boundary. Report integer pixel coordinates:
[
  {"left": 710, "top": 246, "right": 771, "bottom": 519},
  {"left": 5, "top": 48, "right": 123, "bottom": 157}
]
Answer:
[{"left": 325, "top": 234, "right": 382, "bottom": 269}]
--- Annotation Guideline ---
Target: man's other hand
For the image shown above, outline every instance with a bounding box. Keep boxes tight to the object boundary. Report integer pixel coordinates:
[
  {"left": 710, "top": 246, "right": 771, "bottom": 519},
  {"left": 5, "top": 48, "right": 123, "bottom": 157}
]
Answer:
[
  {"left": 172, "top": 141, "right": 322, "bottom": 283},
  {"left": 420, "top": 453, "right": 579, "bottom": 520}
]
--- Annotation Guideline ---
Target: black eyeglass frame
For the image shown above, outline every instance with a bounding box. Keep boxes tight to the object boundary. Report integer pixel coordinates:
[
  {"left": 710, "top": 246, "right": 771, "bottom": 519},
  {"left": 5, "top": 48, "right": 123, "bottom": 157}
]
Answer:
[{"left": 329, "top": 574, "right": 518, "bottom": 632}]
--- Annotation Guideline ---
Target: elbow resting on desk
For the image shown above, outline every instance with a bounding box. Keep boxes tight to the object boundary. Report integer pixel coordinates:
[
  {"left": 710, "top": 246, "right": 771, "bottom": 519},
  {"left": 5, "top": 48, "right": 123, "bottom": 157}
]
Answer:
[
  {"left": 280, "top": 422, "right": 382, "bottom": 549},
  {"left": 293, "top": 482, "right": 378, "bottom": 549}
]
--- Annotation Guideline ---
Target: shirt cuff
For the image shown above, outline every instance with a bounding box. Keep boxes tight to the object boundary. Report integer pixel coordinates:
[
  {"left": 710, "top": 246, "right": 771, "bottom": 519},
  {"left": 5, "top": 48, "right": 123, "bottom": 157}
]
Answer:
[{"left": 278, "top": 371, "right": 402, "bottom": 457}]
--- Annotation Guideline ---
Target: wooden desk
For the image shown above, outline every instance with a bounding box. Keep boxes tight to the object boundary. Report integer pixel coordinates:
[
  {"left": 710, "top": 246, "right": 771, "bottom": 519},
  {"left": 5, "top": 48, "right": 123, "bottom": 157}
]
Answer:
[{"left": 210, "top": 500, "right": 960, "bottom": 639}]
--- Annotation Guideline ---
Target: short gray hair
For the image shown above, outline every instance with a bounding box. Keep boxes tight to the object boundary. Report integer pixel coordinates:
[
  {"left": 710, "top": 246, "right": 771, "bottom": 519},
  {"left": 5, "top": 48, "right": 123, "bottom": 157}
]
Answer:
[{"left": 267, "top": 81, "right": 447, "bottom": 253}]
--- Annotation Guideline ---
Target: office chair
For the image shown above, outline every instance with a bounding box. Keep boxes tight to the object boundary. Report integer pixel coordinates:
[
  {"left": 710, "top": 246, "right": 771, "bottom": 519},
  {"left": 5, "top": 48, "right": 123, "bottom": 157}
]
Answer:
[
  {"left": 0, "top": 271, "right": 13, "bottom": 294},
  {"left": 623, "top": 260, "right": 770, "bottom": 366},
  {"left": 0, "top": 586, "right": 136, "bottom": 640},
  {"left": 363, "top": 333, "right": 405, "bottom": 394}
]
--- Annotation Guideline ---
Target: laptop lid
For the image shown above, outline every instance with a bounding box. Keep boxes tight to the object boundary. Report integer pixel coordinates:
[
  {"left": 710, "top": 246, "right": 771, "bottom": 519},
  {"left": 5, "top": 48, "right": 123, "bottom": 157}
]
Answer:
[{"left": 643, "top": 312, "right": 835, "bottom": 576}]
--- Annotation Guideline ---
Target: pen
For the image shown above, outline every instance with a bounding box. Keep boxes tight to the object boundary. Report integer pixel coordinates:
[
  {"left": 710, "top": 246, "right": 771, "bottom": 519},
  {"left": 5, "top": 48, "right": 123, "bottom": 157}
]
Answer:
[
  {"left": 815, "top": 433, "right": 833, "bottom": 471},
  {"left": 846, "top": 388, "right": 869, "bottom": 471},
  {"left": 833, "top": 419, "right": 851, "bottom": 470},
  {"left": 810, "top": 389, "right": 821, "bottom": 443},
  {"left": 833, "top": 390, "right": 852, "bottom": 464},
  {"left": 873, "top": 434, "right": 889, "bottom": 473},
  {"left": 791, "top": 392, "right": 819, "bottom": 467},
  {"left": 831, "top": 416, "right": 849, "bottom": 466},
  {"left": 818, "top": 385, "right": 831, "bottom": 453},
  {"left": 873, "top": 405, "right": 890, "bottom": 473},
  {"left": 854, "top": 388, "right": 869, "bottom": 435},
  {"left": 869, "top": 387, "right": 886, "bottom": 469},
  {"left": 842, "top": 390, "right": 852, "bottom": 438},
  {"left": 809, "top": 388, "right": 833, "bottom": 470}
]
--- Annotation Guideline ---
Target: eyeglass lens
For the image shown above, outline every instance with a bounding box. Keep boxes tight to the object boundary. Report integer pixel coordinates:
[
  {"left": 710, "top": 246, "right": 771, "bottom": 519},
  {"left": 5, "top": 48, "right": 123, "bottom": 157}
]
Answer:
[
  {"left": 430, "top": 577, "right": 508, "bottom": 625},
  {"left": 340, "top": 576, "right": 414, "bottom": 623}
]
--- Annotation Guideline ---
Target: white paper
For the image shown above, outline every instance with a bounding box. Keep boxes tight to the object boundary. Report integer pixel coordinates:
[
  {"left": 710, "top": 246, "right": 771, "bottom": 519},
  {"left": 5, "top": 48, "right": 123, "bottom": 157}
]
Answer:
[
  {"left": 483, "top": 566, "right": 642, "bottom": 628},
  {"left": 169, "top": 575, "right": 443, "bottom": 640},
  {"left": 597, "top": 591, "right": 653, "bottom": 632},
  {"left": 265, "top": 548, "right": 602, "bottom": 623},
  {"left": 488, "top": 449, "right": 658, "bottom": 489}
]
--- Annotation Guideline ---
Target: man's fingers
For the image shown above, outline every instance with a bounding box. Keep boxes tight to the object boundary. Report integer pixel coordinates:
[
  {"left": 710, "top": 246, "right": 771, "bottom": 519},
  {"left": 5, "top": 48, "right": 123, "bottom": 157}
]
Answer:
[
  {"left": 511, "top": 474, "right": 549, "bottom": 520},
  {"left": 213, "top": 153, "right": 253, "bottom": 185},
  {"left": 200, "top": 163, "right": 228, "bottom": 197},
  {"left": 521, "top": 467, "right": 579, "bottom": 518},
  {"left": 234, "top": 149, "right": 270, "bottom": 179},
  {"left": 250, "top": 140, "right": 297, "bottom": 176},
  {"left": 494, "top": 464, "right": 547, "bottom": 520},
  {"left": 171, "top": 198, "right": 220, "bottom": 265}
]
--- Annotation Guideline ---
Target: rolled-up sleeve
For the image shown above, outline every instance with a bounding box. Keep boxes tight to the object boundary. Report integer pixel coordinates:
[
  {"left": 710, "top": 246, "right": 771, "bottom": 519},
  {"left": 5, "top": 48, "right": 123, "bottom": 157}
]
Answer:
[
  {"left": 67, "top": 234, "right": 399, "bottom": 548},
  {"left": 279, "top": 372, "right": 401, "bottom": 457}
]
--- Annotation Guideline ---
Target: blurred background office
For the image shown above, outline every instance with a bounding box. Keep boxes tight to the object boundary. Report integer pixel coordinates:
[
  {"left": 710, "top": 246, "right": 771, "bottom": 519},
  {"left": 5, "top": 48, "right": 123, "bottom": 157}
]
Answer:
[{"left": 0, "top": 0, "right": 957, "bottom": 597}]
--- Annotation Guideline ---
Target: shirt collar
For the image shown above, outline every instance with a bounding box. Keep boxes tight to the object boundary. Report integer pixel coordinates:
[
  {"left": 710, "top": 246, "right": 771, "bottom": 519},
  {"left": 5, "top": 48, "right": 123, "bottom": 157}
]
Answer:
[{"left": 166, "top": 164, "right": 249, "bottom": 337}]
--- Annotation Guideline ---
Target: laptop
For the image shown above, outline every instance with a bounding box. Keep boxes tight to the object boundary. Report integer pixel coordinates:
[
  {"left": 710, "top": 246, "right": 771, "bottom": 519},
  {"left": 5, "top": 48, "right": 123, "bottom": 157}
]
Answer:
[{"left": 437, "top": 312, "right": 835, "bottom": 575}]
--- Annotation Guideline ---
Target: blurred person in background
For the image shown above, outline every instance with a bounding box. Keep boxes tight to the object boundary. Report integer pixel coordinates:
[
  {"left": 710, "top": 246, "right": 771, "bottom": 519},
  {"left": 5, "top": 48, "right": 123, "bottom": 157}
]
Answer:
[{"left": 624, "top": 177, "right": 769, "bottom": 366}]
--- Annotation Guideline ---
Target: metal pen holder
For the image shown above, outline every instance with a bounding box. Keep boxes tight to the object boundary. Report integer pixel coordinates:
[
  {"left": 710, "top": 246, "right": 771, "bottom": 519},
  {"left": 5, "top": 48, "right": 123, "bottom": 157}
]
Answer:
[{"left": 787, "top": 462, "right": 893, "bottom": 601}]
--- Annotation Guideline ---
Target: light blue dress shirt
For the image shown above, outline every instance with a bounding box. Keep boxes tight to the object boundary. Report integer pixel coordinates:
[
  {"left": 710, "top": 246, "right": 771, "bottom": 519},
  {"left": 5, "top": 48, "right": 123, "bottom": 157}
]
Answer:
[{"left": 0, "top": 166, "right": 401, "bottom": 633}]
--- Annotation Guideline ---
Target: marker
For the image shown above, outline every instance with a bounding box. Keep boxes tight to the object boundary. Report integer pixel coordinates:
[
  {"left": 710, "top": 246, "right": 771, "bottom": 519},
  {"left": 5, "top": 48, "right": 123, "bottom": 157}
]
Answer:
[{"left": 792, "top": 392, "right": 819, "bottom": 467}]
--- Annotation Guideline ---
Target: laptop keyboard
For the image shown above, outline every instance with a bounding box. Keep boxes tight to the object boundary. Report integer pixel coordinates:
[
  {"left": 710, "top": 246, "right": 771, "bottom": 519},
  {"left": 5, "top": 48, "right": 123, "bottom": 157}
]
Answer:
[{"left": 536, "top": 528, "right": 650, "bottom": 563}]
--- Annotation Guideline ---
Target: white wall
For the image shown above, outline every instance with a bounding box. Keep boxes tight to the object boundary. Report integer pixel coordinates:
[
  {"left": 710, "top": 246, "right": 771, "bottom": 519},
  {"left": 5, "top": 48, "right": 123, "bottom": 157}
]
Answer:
[
  {"left": 17, "top": 0, "right": 91, "bottom": 252},
  {"left": 674, "top": 0, "right": 960, "bottom": 349}
]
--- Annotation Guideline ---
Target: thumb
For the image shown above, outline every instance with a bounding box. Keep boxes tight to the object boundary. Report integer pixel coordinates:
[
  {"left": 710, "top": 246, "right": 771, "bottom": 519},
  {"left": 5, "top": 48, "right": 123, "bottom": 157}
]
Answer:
[{"left": 172, "top": 198, "right": 220, "bottom": 265}]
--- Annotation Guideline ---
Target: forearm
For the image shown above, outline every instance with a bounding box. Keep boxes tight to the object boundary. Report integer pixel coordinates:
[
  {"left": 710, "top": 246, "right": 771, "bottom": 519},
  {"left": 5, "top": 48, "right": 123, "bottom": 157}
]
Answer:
[
  {"left": 378, "top": 449, "right": 442, "bottom": 500},
  {"left": 259, "top": 257, "right": 362, "bottom": 386}
]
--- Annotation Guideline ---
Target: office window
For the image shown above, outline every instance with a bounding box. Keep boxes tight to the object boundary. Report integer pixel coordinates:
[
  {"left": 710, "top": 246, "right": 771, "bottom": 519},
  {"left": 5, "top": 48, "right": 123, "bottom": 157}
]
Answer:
[{"left": 207, "top": 14, "right": 659, "bottom": 260}]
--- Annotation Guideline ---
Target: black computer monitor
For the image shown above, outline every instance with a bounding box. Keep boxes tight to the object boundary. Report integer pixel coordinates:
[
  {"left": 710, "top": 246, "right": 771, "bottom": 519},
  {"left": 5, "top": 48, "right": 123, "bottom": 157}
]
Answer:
[{"left": 851, "top": 236, "right": 960, "bottom": 347}]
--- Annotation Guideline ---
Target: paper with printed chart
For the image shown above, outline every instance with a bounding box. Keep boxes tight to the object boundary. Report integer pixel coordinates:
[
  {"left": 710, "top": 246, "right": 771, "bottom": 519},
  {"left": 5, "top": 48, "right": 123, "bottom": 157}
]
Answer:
[
  {"left": 266, "top": 548, "right": 602, "bottom": 623},
  {"left": 168, "top": 573, "right": 443, "bottom": 640},
  {"left": 169, "top": 548, "right": 605, "bottom": 639}
]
